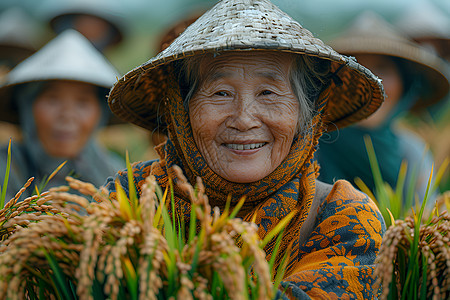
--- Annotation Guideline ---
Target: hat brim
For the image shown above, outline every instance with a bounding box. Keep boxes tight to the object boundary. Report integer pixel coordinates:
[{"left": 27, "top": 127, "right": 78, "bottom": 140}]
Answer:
[
  {"left": 108, "top": 46, "right": 384, "bottom": 132},
  {"left": 50, "top": 13, "right": 123, "bottom": 46}
]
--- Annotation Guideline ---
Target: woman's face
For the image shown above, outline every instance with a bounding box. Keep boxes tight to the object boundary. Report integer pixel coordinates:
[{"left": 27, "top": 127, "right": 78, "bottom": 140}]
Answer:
[
  {"left": 356, "top": 54, "right": 404, "bottom": 128},
  {"left": 33, "top": 80, "right": 101, "bottom": 158},
  {"left": 189, "top": 51, "right": 299, "bottom": 183}
]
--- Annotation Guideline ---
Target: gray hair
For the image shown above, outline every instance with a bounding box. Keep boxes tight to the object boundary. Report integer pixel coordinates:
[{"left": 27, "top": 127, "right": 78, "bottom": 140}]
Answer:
[{"left": 176, "top": 53, "right": 330, "bottom": 134}]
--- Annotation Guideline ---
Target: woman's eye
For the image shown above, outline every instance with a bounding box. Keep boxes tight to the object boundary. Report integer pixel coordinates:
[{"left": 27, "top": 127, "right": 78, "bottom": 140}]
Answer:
[
  {"left": 214, "top": 91, "right": 229, "bottom": 97},
  {"left": 261, "top": 90, "right": 273, "bottom": 96}
]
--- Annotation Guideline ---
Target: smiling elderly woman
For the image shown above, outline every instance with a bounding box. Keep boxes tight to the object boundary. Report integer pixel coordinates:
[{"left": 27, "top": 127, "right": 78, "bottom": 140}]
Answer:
[{"left": 105, "top": 0, "right": 386, "bottom": 299}]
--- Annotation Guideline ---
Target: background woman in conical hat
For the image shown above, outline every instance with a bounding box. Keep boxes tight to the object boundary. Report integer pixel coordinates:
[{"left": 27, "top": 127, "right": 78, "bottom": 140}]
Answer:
[
  {"left": 394, "top": 0, "right": 450, "bottom": 60},
  {"left": 0, "top": 7, "right": 41, "bottom": 82},
  {"left": 394, "top": 0, "right": 450, "bottom": 192},
  {"left": 148, "top": 7, "right": 208, "bottom": 147},
  {"left": 0, "top": 30, "right": 124, "bottom": 200},
  {"left": 105, "top": 0, "right": 385, "bottom": 298},
  {"left": 316, "top": 11, "right": 449, "bottom": 202},
  {"left": 38, "top": 0, "right": 125, "bottom": 52}
]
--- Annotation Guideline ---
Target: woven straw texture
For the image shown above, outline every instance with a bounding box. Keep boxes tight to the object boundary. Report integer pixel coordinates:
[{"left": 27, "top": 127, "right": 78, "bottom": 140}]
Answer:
[
  {"left": 109, "top": 0, "right": 385, "bottom": 132},
  {"left": 329, "top": 11, "right": 449, "bottom": 110}
]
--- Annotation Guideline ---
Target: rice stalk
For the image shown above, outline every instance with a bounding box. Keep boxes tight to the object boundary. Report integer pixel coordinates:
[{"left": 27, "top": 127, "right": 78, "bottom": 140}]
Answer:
[
  {"left": 374, "top": 211, "right": 450, "bottom": 299},
  {"left": 0, "top": 165, "right": 284, "bottom": 299}
]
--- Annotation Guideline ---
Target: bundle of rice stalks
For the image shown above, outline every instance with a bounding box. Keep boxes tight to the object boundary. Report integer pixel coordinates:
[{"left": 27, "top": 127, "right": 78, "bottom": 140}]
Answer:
[
  {"left": 0, "top": 162, "right": 288, "bottom": 299},
  {"left": 374, "top": 211, "right": 450, "bottom": 300}
]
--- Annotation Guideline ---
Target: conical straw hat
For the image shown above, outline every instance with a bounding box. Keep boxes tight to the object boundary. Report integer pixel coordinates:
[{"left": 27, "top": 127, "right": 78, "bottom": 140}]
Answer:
[
  {"left": 394, "top": 1, "right": 450, "bottom": 58},
  {"left": 39, "top": 0, "right": 125, "bottom": 46},
  {"left": 0, "top": 7, "right": 40, "bottom": 67},
  {"left": 0, "top": 7, "right": 39, "bottom": 54},
  {"left": 329, "top": 11, "right": 449, "bottom": 110},
  {"left": 109, "top": 0, "right": 385, "bottom": 131},
  {"left": 0, "top": 29, "right": 120, "bottom": 123}
]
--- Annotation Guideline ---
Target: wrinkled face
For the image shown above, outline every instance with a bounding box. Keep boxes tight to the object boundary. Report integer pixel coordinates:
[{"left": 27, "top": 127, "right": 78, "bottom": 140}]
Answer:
[
  {"left": 189, "top": 52, "right": 299, "bottom": 183},
  {"left": 33, "top": 81, "right": 101, "bottom": 158},
  {"left": 356, "top": 54, "right": 404, "bottom": 128}
]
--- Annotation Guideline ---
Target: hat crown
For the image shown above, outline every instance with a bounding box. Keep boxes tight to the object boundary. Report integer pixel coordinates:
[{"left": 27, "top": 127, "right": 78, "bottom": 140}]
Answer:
[
  {"left": 394, "top": 0, "right": 450, "bottom": 39},
  {"left": 5, "top": 29, "right": 119, "bottom": 88},
  {"left": 338, "top": 11, "right": 409, "bottom": 43},
  {"left": 0, "top": 7, "right": 39, "bottom": 49},
  {"left": 153, "top": 0, "right": 337, "bottom": 65}
]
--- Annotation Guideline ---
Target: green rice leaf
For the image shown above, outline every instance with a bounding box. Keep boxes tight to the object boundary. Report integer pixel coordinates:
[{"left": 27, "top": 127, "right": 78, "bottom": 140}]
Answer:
[
  {"left": 430, "top": 157, "right": 448, "bottom": 194},
  {"left": 354, "top": 177, "right": 377, "bottom": 205},
  {"left": 268, "top": 230, "right": 285, "bottom": 282},
  {"left": 92, "top": 279, "right": 104, "bottom": 300},
  {"left": 229, "top": 196, "right": 246, "bottom": 219},
  {"left": 385, "top": 208, "right": 396, "bottom": 228},
  {"left": 272, "top": 243, "right": 292, "bottom": 297},
  {"left": 125, "top": 150, "right": 138, "bottom": 216},
  {"left": 123, "top": 257, "right": 138, "bottom": 300},
  {"left": 420, "top": 253, "right": 428, "bottom": 300},
  {"left": 189, "top": 227, "right": 204, "bottom": 277},
  {"left": 153, "top": 185, "right": 169, "bottom": 228},
  {"left": 38, "top": 277, "right": 47, "bottom": 299},
  {"left": 364, "top": 135, "right": 390, "bottom": 210},
  {"left": 115, "top": 179, "right": 133, "bottom": 221},
  {"left": 0, "top": 139, "right": 12, "bottom": 208},
  {"left": 44, "top": 161, "right": 67, "bottom": 188},
  {"left": 261, "top": 211, "right": 295, "bottom": 248},
  {"left": 188, "top": 203, "right": 197, "bottom": 243},
  {"left": 43, "top": 250, "right": 76, "bottom": 300}
]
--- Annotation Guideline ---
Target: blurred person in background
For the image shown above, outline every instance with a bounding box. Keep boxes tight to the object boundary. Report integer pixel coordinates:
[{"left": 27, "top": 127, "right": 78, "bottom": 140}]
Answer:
[
  {"left": 394, "top": 0, "right": 450, "bottom": 61},
  {"left": 394, "top": 0, "right": 450, "bottom": 192},
  {"left": 316, "top": 12, "right": 449, "bottom": 202},
  {"left": 0, "top": 7, "right": 40, "bottom": 82},
  {"left": 0, "top": 6, "right": 42, "bottom": 165},
  {"left": 0, "top": 30, "right": 124, "bottom": 200},
  {"left": 149, "top": 8, "right": 208, "bottom": 147},
  {"left": 39, "top": 0, "right": 125, "bottom": 52}
]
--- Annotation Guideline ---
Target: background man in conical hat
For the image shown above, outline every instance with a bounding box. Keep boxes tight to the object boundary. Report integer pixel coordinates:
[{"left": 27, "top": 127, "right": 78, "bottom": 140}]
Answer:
[
  {"left": 0, "top": 30, "right": 124, "bottom": 201},
  {"left": 316, "top": 12, "right": 449, "bottom": 203}
]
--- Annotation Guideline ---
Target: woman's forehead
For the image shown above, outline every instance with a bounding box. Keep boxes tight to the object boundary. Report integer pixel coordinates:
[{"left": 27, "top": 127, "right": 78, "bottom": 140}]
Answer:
[
  {"left": 197, "top": 51, "right": 295, "bottom": 79},
  {"left": 41, "top": 80, "right": 97, "bottom": 92}
]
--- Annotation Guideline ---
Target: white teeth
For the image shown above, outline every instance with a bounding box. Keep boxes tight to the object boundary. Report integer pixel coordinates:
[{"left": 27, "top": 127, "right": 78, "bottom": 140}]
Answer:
[{"left": 225, "top": 143, "right": 265, "bottom": 150}]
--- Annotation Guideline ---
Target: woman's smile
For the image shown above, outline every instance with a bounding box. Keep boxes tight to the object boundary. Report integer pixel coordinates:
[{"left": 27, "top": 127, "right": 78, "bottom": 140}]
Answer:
[{"left": 223, "top": 142, "right": 266, "bottom": 151}]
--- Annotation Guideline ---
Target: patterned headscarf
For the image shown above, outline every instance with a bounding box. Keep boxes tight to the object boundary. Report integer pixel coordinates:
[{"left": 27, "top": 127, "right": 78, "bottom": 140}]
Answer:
[{"left": 129, "top": 68, "right": 331, "bottom": 272}]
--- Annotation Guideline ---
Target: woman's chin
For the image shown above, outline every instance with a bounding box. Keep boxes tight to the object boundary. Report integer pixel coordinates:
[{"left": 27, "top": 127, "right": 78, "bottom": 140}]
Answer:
[
  {"left": 44, "top": 143, "right": 81, "bottom": 159},
  {"left": 211, "top": 146, "right": 279, "bottom": 183},
  {"left": 219, "top": 165, "right": 271, "bottom": 183}
]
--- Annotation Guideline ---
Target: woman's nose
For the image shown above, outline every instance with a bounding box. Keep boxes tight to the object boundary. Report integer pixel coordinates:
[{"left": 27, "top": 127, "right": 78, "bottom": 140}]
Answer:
[
  {"left": 226, "top": 94, "right": 261, "bottom": 131},
  {"left": 58, "top": 98, "right": 78, "bottom": 120}
]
